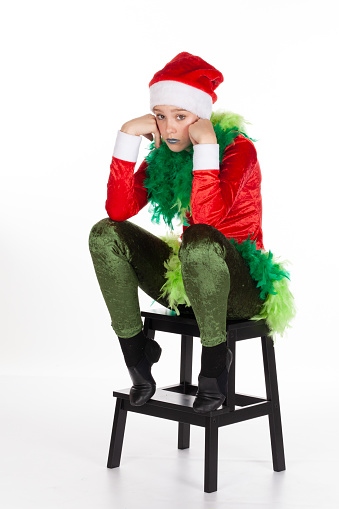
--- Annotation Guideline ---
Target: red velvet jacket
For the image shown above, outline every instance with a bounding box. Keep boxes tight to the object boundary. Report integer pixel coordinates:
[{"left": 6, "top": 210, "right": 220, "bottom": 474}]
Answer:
[{"left": 106, "top": 134, "right": 264, "bottom": 250}]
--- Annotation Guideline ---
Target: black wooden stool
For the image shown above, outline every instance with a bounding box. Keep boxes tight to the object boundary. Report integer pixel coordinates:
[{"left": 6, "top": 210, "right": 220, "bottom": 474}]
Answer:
[{"left": 107, "top": 308, "right": 285, "bottom": 493}]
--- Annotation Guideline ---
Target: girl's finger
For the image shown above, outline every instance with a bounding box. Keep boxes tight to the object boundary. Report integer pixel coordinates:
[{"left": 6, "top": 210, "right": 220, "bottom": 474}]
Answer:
[
  {"left": 154, "top": 130, "right": 161, "bottom": 149},
  {"left": 153, "top": 121, "right": 161, "bottom": 149}
]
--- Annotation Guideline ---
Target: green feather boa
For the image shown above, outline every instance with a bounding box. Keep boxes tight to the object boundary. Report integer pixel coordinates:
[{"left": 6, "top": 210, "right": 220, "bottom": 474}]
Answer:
[
  {"left": 144, "top": 110, "right": 255, "bottom": 229},
  {"left": 230, "top": 238, "right": 296, "bottom": 338}
]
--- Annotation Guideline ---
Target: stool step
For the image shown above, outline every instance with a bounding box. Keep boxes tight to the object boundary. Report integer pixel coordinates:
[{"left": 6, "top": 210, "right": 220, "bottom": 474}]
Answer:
[
  {"left": 112, "top": 386, "right": 270, "bottom": 427},
  {"left": 113, "top": 386, "right": 266, "bottom": 408},
  {"left": 161, "top": 383, "right": 197, "bottom": 397},
  {"left": 113, "top": 387, "right": 198, "bottom": 413}
]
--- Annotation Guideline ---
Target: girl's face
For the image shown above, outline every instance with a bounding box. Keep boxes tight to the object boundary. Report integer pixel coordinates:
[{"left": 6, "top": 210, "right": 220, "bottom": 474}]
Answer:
[{"left": 152, "top": 105, "right": 199, "bottom": 152}]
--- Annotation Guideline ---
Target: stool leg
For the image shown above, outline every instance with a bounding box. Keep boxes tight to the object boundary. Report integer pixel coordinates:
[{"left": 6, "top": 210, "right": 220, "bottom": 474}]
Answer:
[
  {"left": 204, "top": 417, "right": 219, "bottom": 493},
  {"left": 178, "top": 422, "right": 190, "bottom": 450},
  {"left": 143, "top": 317, "right": 155, "bottom": 340},
  {"left": 178, "top": 334, "right": 193, "bottom": 450},
  {"left": 261, "top": 336, "right": 286, "bottom": 472},
  {"left": 107, "top": 397, "right": 127, "bottom": 468},
  {"left": 225, "top": 331, "right": 236, "bottom": 411}
]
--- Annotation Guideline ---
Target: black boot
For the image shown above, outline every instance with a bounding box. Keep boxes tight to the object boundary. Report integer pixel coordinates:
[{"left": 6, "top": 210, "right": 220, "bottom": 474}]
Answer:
[
  {"left": 127, "top": 337, "right": 162, "bottom": 406},
  {"left": 193, "top": 348, "right": 233, "bottom": 413}
]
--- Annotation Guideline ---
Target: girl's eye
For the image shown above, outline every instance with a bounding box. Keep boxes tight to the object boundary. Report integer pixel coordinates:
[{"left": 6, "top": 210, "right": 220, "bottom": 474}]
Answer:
[{"left": 156, "top": 114, "right": 185, "bottom": 120}]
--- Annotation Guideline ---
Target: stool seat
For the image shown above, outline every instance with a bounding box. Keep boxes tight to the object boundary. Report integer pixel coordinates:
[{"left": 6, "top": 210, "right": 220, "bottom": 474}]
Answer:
[{"left": 107, "top": 309, "right": 285, "bottom": 493}]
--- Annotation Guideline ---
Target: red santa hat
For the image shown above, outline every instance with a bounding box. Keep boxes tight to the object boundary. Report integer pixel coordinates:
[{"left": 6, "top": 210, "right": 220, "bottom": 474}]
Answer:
[{"left": 149, "top": 52, "right": 224, "bottom": 119}]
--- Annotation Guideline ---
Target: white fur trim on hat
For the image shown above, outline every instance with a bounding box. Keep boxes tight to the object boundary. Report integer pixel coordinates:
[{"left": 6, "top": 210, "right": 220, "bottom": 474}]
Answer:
[{"left": 150, "top": 80, "right": 212, "bottom": 119}]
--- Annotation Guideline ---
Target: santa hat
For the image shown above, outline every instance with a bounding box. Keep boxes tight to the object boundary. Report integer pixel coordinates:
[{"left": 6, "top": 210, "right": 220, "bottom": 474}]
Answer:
[{"left": 149, "top": 52, "right": 224, "bottom": 119}]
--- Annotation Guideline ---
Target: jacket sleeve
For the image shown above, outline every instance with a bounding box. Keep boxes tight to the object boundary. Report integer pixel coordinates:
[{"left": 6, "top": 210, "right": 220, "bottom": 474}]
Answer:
[
  {"left": 190, "top": 135, "right": 258, "bottom": 226},
  {"left": 105, "top": 131, "right": 149, "bottom": 221}
]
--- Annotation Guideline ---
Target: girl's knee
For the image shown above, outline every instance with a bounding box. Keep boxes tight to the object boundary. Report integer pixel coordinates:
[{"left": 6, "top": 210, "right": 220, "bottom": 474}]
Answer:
[
  {"left": 181, "top": 223, "right": 216, "bottom": 244},
  {"left": 88, "top": 218, "right": 124, "bottom": 251},
  {"left": 179, "top": 224, "right": 228, "bottom": 262}
]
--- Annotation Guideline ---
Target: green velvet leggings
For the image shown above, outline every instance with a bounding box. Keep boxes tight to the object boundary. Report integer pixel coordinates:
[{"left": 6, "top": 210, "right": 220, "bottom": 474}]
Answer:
[{"left": 88, "top": 219, "right": 263, "bottom": 347}]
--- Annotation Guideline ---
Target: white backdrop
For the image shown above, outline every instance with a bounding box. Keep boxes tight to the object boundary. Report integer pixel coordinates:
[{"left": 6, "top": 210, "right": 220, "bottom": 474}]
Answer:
[
  {"left": 1, "top": 0, "right": 338, "bottom": 491},
  {"left": 2, "top": 0, "right": 338, "bottom": 380},
  {"left": 1, "top": 1, "right": 339, "bottom": 506},
  {"left": 1, "top": 0, "right": 338, "bottom": 386}
]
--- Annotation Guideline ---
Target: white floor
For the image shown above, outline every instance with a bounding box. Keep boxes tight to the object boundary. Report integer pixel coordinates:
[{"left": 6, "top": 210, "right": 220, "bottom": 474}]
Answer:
[{"left": 1, "top": 375, "right": 338, "bottom": 509}]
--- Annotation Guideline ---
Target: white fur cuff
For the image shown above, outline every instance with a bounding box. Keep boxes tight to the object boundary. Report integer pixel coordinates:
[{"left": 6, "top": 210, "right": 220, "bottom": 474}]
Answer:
[
  {"left": 193, "top": 144, "right": 220, "bottom": 171},
  {"left": 113, "top": 130, "right": 142, "bottom": 162}
]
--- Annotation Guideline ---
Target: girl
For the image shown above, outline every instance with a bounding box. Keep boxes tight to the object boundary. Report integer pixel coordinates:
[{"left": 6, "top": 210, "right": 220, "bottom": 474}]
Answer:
[{"left": 89, "top": 52, "right": 294, "bottom": 414}]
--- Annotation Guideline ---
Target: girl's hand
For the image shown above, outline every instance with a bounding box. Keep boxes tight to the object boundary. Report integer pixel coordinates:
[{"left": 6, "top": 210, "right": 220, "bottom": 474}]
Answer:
[
  {"left": 188, "top": 119, "right": 217, "bottom": 146},
  {"left": 121, "top": 114, "right": 161, "bottom": 148}
]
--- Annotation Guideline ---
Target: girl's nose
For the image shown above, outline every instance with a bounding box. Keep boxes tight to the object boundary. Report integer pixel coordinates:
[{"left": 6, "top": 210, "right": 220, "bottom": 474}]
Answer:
[{"left": 166, "top": 120, "right": 177, "bottom": 134}]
